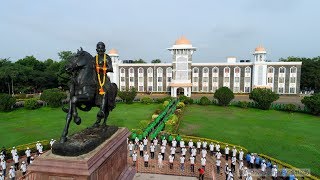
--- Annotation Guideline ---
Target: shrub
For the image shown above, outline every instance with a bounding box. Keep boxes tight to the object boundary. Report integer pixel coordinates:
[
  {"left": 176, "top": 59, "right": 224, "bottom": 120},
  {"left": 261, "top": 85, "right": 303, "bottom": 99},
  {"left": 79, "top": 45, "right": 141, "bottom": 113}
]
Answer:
[
  {"left": 163, "top": 100, "right": 170, "bottom": 108},
  {"left": 214, "top": 87, "right": 234, "bottom": 106},
  {"left": 24, "top": 98, "right": 40, "bottom": 110},
  {"left": 301, "top": 93, "right": 320, "bottom": 115},
  {"left": 140, "top": 96, "right": 153, "bottom": 104},
  {"left": 249, "top": 88, "right": 279, "bottom": 110},
  {"left": 151, "top": 114, "right": 159, "bottom": 120},
  {"left": 0, "top": 93, "right": 16, "bottom": 112},
  {"left": 284, "top": 104, "right": 296, "bottom": 113},
  {"left": 174, "top": 109, "right": 182, "bottom": 116},
  {"left": 155, "top": 96, "right": 172, "bottom": 103},
  {"left": 138, "top": 120, "right": 149, "bottom": 130},
  {"left": 154, "top": 109, "right": 161, "bottom": 114},
  {"left": 178, "top": 95, "right": 193, "bottom": 104},
  {"left": 117, "top": 87, "right": 137, "bottom": 104},
  {"left": 199, "top": 96, "right": 211, "bottom": 105},
  {"left": 14, "top": 93, "right": 26, "bottom": 99},
  {"left": 176, "top": 102, "right": 185, "bottom": 109},
  {"left": 238, "top": 101, "right": 249, "bottom": 108},
  {"left": 40, "top": 88, "right": 67, "bottom": 108}
]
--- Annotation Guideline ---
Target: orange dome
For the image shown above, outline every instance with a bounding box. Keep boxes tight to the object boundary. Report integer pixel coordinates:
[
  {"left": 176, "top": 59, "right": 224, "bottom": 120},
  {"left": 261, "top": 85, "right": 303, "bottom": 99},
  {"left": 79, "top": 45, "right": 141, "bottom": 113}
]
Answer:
[
  {"left": 255, "top": 45, "right": 266, "bottom": 52},
  {"left": 175, "top": 36, "right": 191, "bottom": 45},
  {"left": 108, "top": 48, "right": 118, "bottom": 54}
]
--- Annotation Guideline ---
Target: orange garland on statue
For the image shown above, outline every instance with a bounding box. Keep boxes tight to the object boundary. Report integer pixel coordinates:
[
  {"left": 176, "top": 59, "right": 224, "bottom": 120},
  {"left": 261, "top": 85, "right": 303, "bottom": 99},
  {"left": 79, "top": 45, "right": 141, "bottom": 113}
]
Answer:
[{"left": 95, "top": 54, "right": 107, "bottom": 95}]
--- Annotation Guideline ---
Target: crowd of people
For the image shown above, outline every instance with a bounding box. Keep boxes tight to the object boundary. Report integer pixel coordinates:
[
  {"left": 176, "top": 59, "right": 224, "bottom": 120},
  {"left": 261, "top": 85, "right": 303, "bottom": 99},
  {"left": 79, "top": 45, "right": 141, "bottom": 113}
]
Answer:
[
  {"left": 128, "top": 135, "right": 299, "bottom": 180},
  {"left": 0, "top": 139, "right": 56, "bottom": 179}
]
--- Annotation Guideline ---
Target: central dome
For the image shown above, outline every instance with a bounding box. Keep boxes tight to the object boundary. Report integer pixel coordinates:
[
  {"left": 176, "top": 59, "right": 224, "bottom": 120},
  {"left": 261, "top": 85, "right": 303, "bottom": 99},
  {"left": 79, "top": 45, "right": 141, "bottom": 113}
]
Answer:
[
  {"left": 108, "top": 48, "right": 118, "bottom": 54},
  {"left": 175, "top": 36, "right": 191, "bottom": 45},
  {"left": 255, "top": 45, "right": 266, "bottom": 52}
]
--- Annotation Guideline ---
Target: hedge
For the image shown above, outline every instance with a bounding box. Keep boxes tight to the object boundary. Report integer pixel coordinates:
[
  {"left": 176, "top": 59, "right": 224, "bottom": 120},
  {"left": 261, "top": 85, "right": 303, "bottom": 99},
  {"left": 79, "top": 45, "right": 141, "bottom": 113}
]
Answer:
[{"left": 5, "top": 140, "right": 50, "bottom": 159}]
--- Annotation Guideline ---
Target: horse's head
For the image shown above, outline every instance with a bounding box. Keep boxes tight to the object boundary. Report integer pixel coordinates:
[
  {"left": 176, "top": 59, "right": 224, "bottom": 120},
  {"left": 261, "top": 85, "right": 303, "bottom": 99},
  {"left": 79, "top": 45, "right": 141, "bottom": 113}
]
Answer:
[{"left": 65, "top": 47, "right": 93, "bottom": 73}]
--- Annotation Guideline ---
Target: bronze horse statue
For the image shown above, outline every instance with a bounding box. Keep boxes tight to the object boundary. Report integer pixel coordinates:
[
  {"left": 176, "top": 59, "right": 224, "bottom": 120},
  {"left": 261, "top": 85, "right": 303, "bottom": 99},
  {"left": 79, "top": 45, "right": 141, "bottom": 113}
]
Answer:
[{"left": 60, "top": 48, "right": 117, "bottom": 143}]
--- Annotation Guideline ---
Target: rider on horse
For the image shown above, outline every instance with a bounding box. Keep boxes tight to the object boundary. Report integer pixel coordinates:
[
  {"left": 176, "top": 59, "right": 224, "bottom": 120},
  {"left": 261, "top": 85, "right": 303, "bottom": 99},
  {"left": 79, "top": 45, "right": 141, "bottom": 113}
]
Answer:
[{"left": 94, "top": 42, "right": 114, "bottom": 122}]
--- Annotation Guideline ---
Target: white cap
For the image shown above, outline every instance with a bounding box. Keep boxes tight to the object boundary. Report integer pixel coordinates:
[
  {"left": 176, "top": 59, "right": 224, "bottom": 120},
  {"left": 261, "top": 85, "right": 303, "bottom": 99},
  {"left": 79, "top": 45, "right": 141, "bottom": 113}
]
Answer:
[
  {"left": 51, "top": 139, "right": 54, "bottom": 141},
  {"left": 13, "top": 146, "right": 15, "bottom": 149},
  {"left": 22, "top": 161, "right": 25, "bottom": 163},
  {"left": 11, "top": 165, "right": 14, "bottom": 168},
  {"left": 27, "top": 147, "right": 29, "bottom": 149},
  {"left": 226, "top": 145, "right": 228, "bottom": 146},
  {"left": 273, "top": 165, "right": 276, "bottom": 167},
  {"left": 226, "top": 163, "right": 228, "bottom": 165}
]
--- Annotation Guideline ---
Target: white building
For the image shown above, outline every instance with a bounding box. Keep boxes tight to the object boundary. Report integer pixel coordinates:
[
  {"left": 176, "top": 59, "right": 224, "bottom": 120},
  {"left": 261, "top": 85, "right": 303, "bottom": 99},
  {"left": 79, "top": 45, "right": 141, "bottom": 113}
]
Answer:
[{"left": 108, "top": 36, "right": 302, "bottom": 97}]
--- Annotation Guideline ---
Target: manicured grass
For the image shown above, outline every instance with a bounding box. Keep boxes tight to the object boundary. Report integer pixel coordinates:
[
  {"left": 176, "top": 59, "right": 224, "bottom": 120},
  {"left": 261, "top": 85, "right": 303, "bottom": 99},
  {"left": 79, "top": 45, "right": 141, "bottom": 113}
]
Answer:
[
  {"left": 178, "top": 105, "right": 320, "bottom": 177},
  {"left": 0, "top": 103, "right": 160, "bottom": 148}
]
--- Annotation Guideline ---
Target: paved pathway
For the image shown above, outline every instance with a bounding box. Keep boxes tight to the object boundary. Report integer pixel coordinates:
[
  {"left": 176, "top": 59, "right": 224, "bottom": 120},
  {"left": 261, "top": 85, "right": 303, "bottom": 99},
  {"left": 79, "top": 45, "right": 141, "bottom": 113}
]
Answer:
[
  {"left": 127, "top": 141, "right": 271, "bottom": 180},
  {"left": 134, "top": 173, "right": 197, "bottom": 180}
]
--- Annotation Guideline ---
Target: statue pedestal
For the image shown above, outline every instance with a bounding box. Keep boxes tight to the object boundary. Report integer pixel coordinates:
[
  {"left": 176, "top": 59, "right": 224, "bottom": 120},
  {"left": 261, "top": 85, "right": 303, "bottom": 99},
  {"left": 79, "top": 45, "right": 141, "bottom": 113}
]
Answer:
[{"left": 25, "top": 128, "right": 135, "bottom": 180}]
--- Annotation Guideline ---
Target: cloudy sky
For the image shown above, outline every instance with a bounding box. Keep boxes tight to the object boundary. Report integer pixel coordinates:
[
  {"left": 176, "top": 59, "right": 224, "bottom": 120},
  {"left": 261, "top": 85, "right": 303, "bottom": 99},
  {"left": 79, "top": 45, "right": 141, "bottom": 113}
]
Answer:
[{"left": 1, "top": 0, "right": 319, "bottom": 63}]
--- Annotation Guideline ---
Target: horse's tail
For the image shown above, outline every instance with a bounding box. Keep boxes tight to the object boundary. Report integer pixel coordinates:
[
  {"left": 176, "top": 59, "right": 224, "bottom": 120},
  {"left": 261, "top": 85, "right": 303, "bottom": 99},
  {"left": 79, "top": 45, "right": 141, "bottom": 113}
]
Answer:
[{"left": 108, "top": 83, "right": 118, "bottom": 111}]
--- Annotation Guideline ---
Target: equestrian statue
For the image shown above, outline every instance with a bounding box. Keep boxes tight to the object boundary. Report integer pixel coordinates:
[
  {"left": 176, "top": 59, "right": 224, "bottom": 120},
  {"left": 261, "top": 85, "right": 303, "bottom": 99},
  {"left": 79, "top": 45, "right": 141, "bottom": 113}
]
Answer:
[{"left": 60, "top": 42, "right": 118, "bottom": 143}]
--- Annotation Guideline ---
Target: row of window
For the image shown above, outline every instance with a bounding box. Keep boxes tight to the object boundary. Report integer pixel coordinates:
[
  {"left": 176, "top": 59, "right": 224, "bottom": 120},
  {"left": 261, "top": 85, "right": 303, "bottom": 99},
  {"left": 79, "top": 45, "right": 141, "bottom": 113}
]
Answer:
[{"left": 120, "top": 66, "right": 297, "bottom": 75}]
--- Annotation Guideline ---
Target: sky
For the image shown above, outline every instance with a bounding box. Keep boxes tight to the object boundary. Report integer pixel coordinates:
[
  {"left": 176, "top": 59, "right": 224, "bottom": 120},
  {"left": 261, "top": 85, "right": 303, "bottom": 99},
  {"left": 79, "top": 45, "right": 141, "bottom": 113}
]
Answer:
[{"left": 1, "top": 0, "right": 319, "bottom": 63}]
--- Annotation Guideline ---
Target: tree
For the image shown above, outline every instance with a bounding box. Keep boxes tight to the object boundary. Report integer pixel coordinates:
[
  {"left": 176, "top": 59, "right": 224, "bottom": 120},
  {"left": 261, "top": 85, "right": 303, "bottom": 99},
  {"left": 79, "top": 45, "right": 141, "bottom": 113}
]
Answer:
[
  {"left": 0, "top": 93, "right": 16, "bottom": 112},
  {"left": 249, "top": 88, "right": 279, "bottom": 110},
  {"left": 133, "top": 59, "right": 146, "bottom": 63},
  {"left": 117, "top": 87, "right": 137, "bottom": 104},
  {"left": 151, "top": 59, "right": 161, "bottom": 63},
  {"left": 57, "top": 51, "right": 74, "bottom": 89},
  {"left": 301, "top": 93, "right": 320, "bottom": 115},
  {"left": 58, "top": 51, "right": 73, "bottom": 62},
  {"left": 280, "top": 56, "right": 320, "bottom": 92},
  {"left": 214, "top": 87, "right": 234, "bottom": 106}
]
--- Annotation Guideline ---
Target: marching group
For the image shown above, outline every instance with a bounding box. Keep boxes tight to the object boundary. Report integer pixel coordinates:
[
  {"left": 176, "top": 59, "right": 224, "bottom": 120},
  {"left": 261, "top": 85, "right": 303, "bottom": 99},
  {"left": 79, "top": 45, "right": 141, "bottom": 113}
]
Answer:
[
  {"left": 0, "top": 139, "right": 56, "bottom": 180},
  {"left": 128, "top": 136, "right": 299, "bottom": 180}
]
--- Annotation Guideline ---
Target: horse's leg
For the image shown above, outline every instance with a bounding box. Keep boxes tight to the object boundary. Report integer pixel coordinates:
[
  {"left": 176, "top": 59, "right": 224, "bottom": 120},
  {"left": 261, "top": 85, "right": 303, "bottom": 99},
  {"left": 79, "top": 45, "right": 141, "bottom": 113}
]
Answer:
[
  {"left": 93, "top": 94, "right": 106, "bottom": 127},
  {"left": 71, "top": 96, "right": 81, "bottom": 125},
  {"left": 60, "top": 100, "right": 73, "bottom": 143},
  {"left": 102, "top": 108, "right": 109, "bottom": 127}
]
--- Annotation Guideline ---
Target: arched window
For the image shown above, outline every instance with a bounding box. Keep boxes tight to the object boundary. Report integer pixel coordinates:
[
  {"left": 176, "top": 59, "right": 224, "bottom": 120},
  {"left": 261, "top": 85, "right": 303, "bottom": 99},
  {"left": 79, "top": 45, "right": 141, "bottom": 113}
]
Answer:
[
  {"left": 193, "top": 67, "right": 199, "bottom": 73},
  {"left": 234, "top": 67, "right": 240, "bottom": 74},
  {"left": 224, "top": 67, "right": 230, "bottom": 74},
  {"left": 129, "top": 68, "right": 134, "bottom": 74},
  {"left": 268, "top": 67, "right": 274, "bottom": 73},
  {"left": 212, "top": 67, "right": 219, "bottom": 74},
  {"left": 290, "top": 67, "right": 297, "bottom": 73},
  {"left": 138, "top": 67, "right": 144, "bottom": 74},
  {"left": 203, "top": 67, "right": 209, "bottom": 73},
  {"left": 245, "top": 67, "right": 251, "bottom": 74},
  {"left": 166, "top": 67, "right": 172, "bottom": 74},
  {"left": 279, "top": 67, "right": 286, "bottom": 73},
  {"left": 147, "top": 67, "right": 153, "bottom": 74},
  {"left": 120, "top": 68, "right": 125, "bottom": 74},
  {"left": 157, "top": 67, "right": 163, "bottom": 74}
]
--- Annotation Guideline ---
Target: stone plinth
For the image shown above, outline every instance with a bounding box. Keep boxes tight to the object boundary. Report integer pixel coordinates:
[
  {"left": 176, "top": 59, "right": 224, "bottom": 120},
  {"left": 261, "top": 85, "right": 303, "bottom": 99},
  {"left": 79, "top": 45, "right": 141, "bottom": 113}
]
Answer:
[{"left": 25, "top": 128, "right": 135, "bottom": 180}]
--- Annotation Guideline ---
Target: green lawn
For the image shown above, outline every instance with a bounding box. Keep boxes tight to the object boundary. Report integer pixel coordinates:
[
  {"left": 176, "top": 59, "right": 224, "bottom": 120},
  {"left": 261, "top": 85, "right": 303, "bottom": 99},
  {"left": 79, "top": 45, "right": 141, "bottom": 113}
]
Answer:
[
  {"left": 0, "top": 103, "right": 160, "bottom": 148},
  {"left": 178, "top": 105, "right": 320, "bottom": 177}
]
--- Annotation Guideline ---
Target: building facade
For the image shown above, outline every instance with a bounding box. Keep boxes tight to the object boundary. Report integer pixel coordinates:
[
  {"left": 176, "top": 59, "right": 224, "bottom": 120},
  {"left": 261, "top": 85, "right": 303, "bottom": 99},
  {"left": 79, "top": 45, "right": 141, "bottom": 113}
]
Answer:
[{"left": 108, "top": 36, "right": 302, "bottom": 97}]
